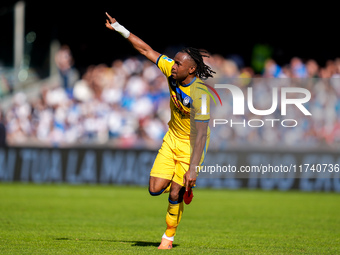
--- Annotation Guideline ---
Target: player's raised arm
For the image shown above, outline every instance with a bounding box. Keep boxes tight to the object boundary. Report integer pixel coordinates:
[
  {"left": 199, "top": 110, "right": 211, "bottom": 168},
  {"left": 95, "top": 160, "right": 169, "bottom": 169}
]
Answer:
[{"left": 105, "top": 12, "right": 160, "bottom": 64}]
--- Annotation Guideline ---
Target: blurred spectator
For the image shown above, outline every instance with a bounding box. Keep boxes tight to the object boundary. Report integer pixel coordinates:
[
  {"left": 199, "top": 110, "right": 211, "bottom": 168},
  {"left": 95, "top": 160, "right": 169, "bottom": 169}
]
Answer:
[
  {"left": 290, "top": 57, "right": 307, "bottom": 78},
  {"left": 55, "top": 45, "right": 79, "bottom": 93},
  {"left": 306, "top": 59, "right": 319, "bottom": 78},
  {"left": 281, "top": 64, "right": 293, "bottom": 78},
  {"left": 263, "top": 59, "right": 284, "bottom": 78},
  {"left": 220, "top": 59, "right": 239, "bottom": 78}
]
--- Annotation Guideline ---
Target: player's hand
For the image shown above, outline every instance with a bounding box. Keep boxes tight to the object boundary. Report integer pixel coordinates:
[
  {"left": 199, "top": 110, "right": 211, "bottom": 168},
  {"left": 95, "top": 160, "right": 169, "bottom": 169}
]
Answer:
[
  {"left": 105, "top": 12, "right": 116, "bottom": 30},
  {"left": 183, "top": 166, "right": 197, "bottom": 191}
]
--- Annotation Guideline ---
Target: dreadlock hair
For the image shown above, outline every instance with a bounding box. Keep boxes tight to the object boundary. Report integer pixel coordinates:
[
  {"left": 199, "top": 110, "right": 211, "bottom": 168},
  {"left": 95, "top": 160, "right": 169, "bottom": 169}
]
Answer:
[{"left": 181, "top": 47, "right": 216, "bottom": 80}]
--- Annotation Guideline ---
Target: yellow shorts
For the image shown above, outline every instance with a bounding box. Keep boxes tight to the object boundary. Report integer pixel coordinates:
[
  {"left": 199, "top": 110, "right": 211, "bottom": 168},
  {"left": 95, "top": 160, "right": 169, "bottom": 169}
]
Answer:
[{"left": 150, "top": 131, "right": 209, "bottom": 186}]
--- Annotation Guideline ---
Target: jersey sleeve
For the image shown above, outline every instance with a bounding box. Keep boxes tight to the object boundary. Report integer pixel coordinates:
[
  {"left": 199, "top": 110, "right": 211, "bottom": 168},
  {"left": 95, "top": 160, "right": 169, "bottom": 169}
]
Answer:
[
  {"left": 192, "top": 85, "right": 210, "bottom": 122},
  {"left": 156, "top": 54, "right": 174, "bottom": 77}
]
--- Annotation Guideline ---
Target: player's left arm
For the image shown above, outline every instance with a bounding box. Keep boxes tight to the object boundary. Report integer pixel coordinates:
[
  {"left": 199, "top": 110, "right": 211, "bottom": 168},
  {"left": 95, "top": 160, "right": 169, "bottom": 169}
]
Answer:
[{"left": 184, "top": 121, "right": 208, "bottom": 191}]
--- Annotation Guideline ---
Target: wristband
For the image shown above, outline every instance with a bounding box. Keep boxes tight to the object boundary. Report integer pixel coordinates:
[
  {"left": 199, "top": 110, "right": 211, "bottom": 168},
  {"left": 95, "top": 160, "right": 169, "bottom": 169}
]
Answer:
[{"left": 111, "top": 21, "right": 130, "bottom": 39}]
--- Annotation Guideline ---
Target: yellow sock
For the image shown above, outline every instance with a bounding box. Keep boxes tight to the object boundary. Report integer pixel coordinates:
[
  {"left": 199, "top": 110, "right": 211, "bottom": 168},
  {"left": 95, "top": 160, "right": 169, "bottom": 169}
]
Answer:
[{"left": 165, "top": 201, "right": 183, "bottom": 237}]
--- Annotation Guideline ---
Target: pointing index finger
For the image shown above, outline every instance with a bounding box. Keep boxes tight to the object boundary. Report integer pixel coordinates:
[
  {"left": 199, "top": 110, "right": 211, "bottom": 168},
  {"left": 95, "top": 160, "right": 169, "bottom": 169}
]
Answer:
[{"left": 105, "top": 12, "right": 113, "bottom": 21}]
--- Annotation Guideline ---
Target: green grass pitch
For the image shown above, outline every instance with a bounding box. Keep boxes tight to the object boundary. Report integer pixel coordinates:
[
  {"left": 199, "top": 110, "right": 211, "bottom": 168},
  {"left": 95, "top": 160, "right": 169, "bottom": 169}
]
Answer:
[{"left": 0, "top": 184, "right": 339, "bottom": 254}]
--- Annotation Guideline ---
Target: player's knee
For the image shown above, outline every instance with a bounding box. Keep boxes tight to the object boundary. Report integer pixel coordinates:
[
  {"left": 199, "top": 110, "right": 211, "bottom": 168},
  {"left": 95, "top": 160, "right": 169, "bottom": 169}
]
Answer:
[
  {"left": 169, "top": 187, "right": 185, "bottom": 203},
  {"left": 169, "top": 190, "right": 179, "bottom": 202},
  {"left": 148, "top": 186, "right": 165, "bottom": 196}
]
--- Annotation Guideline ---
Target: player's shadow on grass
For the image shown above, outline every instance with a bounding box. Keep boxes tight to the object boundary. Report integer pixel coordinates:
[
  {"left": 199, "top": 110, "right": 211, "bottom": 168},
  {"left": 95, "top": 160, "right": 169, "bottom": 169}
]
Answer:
[
  {"left": 106, "top": 240, "right": 179, "bottom": 248},
  {"left": 54, "top": 238, "right": 179, "bottom": 248}
]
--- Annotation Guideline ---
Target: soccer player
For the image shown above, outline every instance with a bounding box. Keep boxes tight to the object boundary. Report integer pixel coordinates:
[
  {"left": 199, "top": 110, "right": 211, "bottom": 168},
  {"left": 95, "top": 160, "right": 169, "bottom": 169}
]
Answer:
[{"left": 105, "top": 12, "right": 215, "bottom": 249}]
